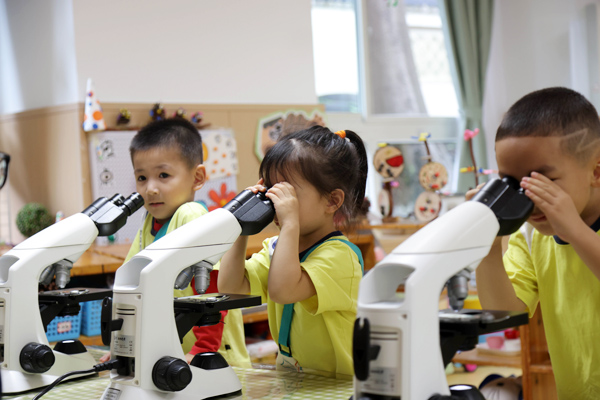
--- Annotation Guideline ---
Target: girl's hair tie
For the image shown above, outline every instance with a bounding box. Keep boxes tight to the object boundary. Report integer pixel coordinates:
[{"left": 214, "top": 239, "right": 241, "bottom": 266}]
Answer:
[{"left": 334, "top": 130, "right": 346, "bottom": 139}]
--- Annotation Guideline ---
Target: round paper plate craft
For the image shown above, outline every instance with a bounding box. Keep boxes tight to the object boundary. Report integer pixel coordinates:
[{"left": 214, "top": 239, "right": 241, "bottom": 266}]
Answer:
[
  {"left": 373, "top": 145, "right": 404, "bottom": 179},
  {"left": 414, "top": 191, "right": 442, "bottom": 222},
  {"left": 419, "top": 161, "right": 448, "bottom": 191}
]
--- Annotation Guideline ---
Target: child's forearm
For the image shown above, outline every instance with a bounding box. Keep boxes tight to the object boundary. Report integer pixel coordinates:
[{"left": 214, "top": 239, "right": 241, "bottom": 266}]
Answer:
[
  {"left": 476, "top": 239, "right": 527, "bottom": 311},
  {"left": 218, "top": 236, "right": 251, "bottom": 294},
  {"left": 570, "top": 228, "right": 600, "bottom": 281},
  {"left": 268, "top": 225, "right": 316, "bottom": 304}
]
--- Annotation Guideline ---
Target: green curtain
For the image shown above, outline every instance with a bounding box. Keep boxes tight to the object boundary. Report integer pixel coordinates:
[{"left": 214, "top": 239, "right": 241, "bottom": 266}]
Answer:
[{"left": 440, "top": 0, "right": 494, "bottom": 193}]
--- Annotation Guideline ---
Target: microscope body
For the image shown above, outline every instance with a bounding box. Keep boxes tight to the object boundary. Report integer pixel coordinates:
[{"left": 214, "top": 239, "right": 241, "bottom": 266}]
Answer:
[
  {"left": 0, "top": 193, "right": 142, "bottom": 394},
  {"left": 352, "top": 177, "right": 533, "bottom": 400},
  {"left": 102, "top": 191, "right": 273, "bottom": 400}
]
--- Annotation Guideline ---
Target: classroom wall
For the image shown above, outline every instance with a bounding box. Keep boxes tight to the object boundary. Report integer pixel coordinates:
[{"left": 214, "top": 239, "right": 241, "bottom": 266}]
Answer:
[
  {"left": 483, "top": 0, "right": 600, "bottom": 169},
  {"left": 71, "top": 0, "right": 317, "bottom": 105},
  {"left": 0, "top": 0, "right": 79, "bottom": 114},
  {"left": 0, "top": 0, "right": 319, "bottom": 244}
]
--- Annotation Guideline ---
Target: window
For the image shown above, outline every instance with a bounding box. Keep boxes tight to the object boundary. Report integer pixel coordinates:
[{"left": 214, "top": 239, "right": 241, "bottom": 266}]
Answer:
[{"left": 311, "top": 0, "right": 458, "bottom": 117}]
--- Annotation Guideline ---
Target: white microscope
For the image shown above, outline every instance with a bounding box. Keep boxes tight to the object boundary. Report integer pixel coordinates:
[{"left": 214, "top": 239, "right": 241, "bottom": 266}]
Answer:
[
  {"left": 0, "top": 193, "right": 143, "bottom": 395},
  {"left": 100, "top": 190, "right": 274, "bottom": 400},
  {"left": 352, "top": 177, "right": 533, "bottom": 400}
]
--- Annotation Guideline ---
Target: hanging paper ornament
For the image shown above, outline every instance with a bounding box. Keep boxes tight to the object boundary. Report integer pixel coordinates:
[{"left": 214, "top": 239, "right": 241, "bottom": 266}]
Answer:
[
  {"left": 414, "top": 191, "right": 442, "bottom": 223},
  {"left": 373, "top": 145, "right": 404, "bottom": 179},
  {"left": 82, "top": 78, "right": 106, "bottom": 132}
]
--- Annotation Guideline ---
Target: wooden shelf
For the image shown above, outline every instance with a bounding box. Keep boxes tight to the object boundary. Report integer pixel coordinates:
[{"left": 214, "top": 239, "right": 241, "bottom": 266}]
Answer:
[{"left": 453, "top": 348, "right": 521, "bottom": 368}]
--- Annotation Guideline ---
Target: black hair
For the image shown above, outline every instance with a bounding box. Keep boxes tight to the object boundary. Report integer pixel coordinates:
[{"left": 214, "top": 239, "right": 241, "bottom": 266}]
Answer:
[
  {"left": 259, "top": 125, "right": 368, "bottom": 228},
  {"left": 130, "top": 118, "right": 203, "bottom": 168},
  {"left": 496, "top": 87, "right": 600, "bottom": 162}
]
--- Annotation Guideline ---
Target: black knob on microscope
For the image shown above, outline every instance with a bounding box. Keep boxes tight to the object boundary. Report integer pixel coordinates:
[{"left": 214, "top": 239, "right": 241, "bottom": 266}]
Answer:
[
  {"left": 152, "top": 356, "right": 192, "bottom": 392},
  {"left": 20, "top": 342, "right": 55, "bottom": 373}
]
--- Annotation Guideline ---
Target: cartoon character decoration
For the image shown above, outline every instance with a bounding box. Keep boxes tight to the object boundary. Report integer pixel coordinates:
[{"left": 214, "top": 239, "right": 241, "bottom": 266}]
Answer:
[
  {"left": 255, "top": 109, "right": 326, "bottom": 161},
  {"left": 373, "top": 143, "right": 404, "bottom": 222},
  {"left": 413, "top": 132, "right": 447, "bottom": 223},
  {"left": 460, "top": 128, "right": 497, "bottom": 187}
]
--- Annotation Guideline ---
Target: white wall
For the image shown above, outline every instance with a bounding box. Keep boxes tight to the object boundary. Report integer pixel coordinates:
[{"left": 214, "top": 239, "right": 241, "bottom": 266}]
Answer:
[
  {"left": 483, "top": 0, "right": 600, "bottom": 170},
  {"left": 0, "top": 0, "right": 79, "bottom": 114},
  {"left": 72, "top": 0, "right": 317, "bottom": 105}
]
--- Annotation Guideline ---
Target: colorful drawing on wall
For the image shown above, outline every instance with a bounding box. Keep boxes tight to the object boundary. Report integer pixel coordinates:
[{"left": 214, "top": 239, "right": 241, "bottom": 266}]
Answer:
[
  {"left": 82, "top": 78, "right": 106, "bottom": 132},
  {"left": 255, "top": 109, "right": 326, "bottom": 161},
  {"left": 202, "top": 129, "right": 239, "bottom": 181},
  {"left": 207, "top": 183, "right": 236, "bottom": 211}
]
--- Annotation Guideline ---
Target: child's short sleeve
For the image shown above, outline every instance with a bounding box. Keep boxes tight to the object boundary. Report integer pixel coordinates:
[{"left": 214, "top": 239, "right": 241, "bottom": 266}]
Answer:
[
  {"left": 503, "top": 228, "right": 539, "bottom": 317},
  {"left": 244, "top": 238, "right": 272, "bottom": 302},
  {"left": 299, "top": 240, "right": 361, "bottom": 315}
]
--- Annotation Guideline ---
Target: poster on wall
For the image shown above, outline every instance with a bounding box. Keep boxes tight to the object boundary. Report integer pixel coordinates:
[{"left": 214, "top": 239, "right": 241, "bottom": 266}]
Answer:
[
  {"left": 254, "top": 109, "right": 326, "bottom": 161},
  {"left": 88, "top": 129, "right": 238, "bottom": 245}
]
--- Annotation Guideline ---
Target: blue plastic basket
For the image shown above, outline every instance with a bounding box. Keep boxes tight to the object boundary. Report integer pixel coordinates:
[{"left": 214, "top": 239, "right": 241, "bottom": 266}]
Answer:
[
  {"left": 80, "top": 300, "right": 103, "bottom": 336},
  {"left": 46, "top": 312, "right": 82, "bottom": 342}
]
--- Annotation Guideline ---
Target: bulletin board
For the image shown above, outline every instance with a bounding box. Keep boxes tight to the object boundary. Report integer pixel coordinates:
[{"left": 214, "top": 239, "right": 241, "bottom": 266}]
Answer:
[{"left": 87, "top": 128, "right": 238, "bottom": 245}]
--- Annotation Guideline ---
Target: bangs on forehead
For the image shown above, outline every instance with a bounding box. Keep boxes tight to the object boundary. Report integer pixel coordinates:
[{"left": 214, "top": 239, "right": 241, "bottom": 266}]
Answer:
[{"left": 262, "top": 158, "right": 302, "bottom": 187}]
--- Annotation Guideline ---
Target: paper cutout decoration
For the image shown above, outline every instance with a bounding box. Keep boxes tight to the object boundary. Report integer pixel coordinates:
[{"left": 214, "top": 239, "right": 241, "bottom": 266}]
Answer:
[
  {"left": 373, "top": 145, "right": 404, "bottom": 179},
  {"left": 82, "top": 78, "right": 106, "bottom": 132},
  {"left": 255, "top": 109, "right": 326, "bottom": 161},
  {"left": 207, "top": 183, "right": 237, "bottom": 211},
  {"left": 414, "top": 191, "right": 442, "bottom": 222},
  {"left": 202, "top": 129, "right": 239, "bottom": 181}
]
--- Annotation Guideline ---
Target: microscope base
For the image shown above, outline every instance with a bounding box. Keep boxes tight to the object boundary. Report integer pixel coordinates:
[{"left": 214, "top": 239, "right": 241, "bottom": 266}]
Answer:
[
  {"left": 1, "top": 349, "right": 97, "bottom": 394},
  {"left": 101, "top": 364, "right": 242, "bottom": 400}
]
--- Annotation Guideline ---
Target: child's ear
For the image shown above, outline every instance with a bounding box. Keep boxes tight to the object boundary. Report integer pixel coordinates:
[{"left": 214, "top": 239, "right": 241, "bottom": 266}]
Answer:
[
  {"left": 192, "top": 164, "right": 207, "bottom": 191},
  {"left": 327, "top": 189, "right": 345, "bottom": 213}
]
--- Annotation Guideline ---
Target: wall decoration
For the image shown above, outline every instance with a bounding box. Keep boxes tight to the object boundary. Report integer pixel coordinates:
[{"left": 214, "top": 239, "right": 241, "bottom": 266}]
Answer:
[
  {"left": 82, "top": 78, "right": 106, "bottom": 132},
  {"left": 116, "top": 108, "right": 132, "bottom": 128},
  {"left": 255, "top": 109, "right": 326, "bottom": 161},
  {"left": 373, "top": 143, "right": 404, "bottom": 221},
  {"left": 88, "top": 128, "right": 238, "bottom": 245},
  {"left": 149, "top": 103, "right": 166, "bottom": 122}
]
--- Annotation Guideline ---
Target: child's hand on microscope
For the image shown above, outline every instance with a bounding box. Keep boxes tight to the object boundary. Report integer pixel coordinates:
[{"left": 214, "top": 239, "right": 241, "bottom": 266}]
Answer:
[
  {"left": 99, "top": 351, "right": 111, "bottom": 363},
  {"left": 465, "top": 182, "right": 486, "bottom": 201}
]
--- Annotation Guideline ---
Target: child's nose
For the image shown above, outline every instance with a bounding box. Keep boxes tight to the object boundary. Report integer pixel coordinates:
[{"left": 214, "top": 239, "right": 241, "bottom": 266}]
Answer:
[{"left": 146, "top": 182, "right": 159, "bottom": 196}]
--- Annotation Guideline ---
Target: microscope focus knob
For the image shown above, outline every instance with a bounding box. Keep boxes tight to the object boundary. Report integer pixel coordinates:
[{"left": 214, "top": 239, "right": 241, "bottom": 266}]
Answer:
[
  {"left": 20, "top": 342, "right": 55, "bottom": 373},
  {"left": 152, "top": 356, "right": 192, "bottom": 392}
]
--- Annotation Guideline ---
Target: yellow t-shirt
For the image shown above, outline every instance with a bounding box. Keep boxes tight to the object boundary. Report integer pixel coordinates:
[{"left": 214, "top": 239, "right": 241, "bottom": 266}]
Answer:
[
  {"left": 127, "top": 202, "right": 251, "bottom": 367},
  {"left": 244, "top": 234, "right": 362, "bottom": 379},
  {"left": 504, "top": 223, "right": 600, "bottom": 399}
]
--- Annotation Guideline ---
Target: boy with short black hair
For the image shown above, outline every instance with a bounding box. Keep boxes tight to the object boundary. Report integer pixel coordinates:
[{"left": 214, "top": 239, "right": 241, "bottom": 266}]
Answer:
[
  {"left": 473, "top": 87, "right": 600, "bottom": 399},
  {"left": 101, "top": 118, "right": 250, "bottom": 366}
]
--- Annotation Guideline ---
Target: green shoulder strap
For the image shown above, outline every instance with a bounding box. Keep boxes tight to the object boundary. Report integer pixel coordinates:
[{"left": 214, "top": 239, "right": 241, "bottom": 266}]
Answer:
[{"left": 278, "top": 238, "right": 364, "bottom": 357}]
